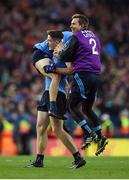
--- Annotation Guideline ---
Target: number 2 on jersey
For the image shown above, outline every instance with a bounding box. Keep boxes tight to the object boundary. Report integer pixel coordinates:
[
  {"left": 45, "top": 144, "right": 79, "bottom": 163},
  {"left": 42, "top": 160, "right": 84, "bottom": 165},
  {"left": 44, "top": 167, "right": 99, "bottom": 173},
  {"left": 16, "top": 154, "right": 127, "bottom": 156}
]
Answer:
[{"left": 89, "top": 38, "right": 99, "bottom": 55}]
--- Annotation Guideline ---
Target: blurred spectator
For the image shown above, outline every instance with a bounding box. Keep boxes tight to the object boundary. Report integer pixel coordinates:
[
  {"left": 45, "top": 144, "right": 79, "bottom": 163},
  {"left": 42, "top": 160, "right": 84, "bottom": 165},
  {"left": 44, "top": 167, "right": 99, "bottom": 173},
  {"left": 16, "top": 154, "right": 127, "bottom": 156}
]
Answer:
[
  {"left": 119, "top": 109, "right": 129, "bottom": 137},
  {"left": 101, "top": 113, "right": 114, "bottom": 137},
  {"left": 0, "top": 112, "right": 4, "bottom": 153}
]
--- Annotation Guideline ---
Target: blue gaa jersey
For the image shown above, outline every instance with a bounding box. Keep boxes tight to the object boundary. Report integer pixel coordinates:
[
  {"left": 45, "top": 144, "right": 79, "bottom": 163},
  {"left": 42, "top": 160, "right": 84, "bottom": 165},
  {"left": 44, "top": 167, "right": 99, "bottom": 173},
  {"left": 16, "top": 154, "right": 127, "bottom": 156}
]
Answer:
[
  {"left": 34, "top": 31, "right": 72, "bottom": 94},
  {"left": 34, "top": 40, "right": 53, "bottom": 59},
  {"left": 62, "top": 31, "right": 73, "bottom": 43},
  {"left": 45, "top": 57, "right": 67, "bottom": 94},
  {"left": 34, "top": 31, "right": 72, "bottom": 59}
]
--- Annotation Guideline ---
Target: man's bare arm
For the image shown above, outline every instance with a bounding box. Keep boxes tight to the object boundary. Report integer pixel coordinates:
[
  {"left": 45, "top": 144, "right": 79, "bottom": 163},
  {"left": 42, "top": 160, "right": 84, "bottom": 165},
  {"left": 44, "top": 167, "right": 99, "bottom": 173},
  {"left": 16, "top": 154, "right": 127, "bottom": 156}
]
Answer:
[{"left": 35, "top": 58, "right": 54, "bottom": 78}]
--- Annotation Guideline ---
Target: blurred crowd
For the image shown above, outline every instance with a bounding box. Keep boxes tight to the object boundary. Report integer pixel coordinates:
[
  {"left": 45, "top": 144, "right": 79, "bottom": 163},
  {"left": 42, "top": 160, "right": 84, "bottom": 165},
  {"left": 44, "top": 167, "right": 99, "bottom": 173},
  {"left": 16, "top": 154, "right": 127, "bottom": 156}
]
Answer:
[{"left": 0, "top": 0, "right": 129, "bottom": 155}]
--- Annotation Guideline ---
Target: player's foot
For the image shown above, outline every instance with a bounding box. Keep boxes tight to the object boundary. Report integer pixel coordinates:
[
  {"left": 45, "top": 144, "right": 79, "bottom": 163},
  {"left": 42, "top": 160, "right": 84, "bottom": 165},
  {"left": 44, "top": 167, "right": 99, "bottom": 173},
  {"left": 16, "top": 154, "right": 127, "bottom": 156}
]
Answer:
[
  {"left": 81, "top": 134, "right": 97, "bottom": 150},
  {"left": 25, "top": 160, "right": 43, "bottom": 168},
  {"left": 48, "top": 110, "right": 66, "bottom": 120},
  {"left": 95, "top": 136, "right": 108, "bottom": 156},
  {"left": 70, "top": 157, "right": 86, "bottom": 169}
]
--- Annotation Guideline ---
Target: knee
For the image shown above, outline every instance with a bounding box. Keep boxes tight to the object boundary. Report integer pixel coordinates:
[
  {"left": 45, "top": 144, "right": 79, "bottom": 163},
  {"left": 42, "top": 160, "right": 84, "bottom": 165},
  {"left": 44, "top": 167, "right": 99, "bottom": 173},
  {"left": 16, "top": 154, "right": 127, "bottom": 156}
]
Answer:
[
  {"left": 52, "top": 127, "right": 63, "bottom": 137},
  {"left": 36, "top": 121, "right": 46, "bottom": 135}
]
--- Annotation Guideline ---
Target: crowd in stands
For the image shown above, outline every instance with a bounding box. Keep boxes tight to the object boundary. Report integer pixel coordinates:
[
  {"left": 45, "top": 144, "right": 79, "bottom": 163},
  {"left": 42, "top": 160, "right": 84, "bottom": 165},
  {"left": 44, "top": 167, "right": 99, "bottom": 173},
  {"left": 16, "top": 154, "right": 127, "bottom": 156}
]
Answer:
[{"left": 0, "top": 0, "right": 129, "bottom": 155}]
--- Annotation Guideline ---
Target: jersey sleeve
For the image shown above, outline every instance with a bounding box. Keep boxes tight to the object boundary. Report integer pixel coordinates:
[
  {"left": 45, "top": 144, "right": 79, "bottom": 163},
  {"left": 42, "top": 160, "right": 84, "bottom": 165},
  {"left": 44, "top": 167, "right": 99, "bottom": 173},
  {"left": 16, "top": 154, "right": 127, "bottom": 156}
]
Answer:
[
  {"left": 32, "top": 49, "right": 50, "bottom": 66},
  {"left": 59, "top": 35, "right": 79, "bottom": 63}
]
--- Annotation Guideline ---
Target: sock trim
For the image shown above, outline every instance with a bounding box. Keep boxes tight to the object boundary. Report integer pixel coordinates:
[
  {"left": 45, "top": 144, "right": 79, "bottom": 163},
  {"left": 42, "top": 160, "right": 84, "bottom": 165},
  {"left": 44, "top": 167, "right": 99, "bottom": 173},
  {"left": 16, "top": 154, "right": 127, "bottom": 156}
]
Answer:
[
  {"left": 93, "top": 125, "right": 102, "bottom": 132},
  {"left": 79, "top": 120, "right": 87, "bottom": 127}
]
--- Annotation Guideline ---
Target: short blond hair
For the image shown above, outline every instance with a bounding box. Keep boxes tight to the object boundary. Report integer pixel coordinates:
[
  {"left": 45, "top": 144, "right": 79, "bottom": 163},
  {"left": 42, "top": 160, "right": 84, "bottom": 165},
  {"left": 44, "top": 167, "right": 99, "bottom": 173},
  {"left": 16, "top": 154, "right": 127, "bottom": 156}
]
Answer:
[{"left": 72, "top": 14, "right": 89, "bottom": 30}]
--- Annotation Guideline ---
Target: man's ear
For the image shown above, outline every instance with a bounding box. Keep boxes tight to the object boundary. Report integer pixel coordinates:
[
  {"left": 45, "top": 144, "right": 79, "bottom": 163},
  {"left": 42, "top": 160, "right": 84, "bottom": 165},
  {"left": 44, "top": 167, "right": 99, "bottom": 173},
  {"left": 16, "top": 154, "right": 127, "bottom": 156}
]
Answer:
[{"left": 81, "top": 24, "right": 85, "bottom": 30}]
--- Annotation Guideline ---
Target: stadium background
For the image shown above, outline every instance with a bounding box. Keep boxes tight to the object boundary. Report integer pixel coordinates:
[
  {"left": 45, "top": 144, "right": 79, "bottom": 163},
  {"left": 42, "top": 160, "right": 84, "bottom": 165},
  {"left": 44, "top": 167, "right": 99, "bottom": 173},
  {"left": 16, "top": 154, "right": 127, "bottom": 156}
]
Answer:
[{"left": 0, "top": 0, "right": 129, "bottom": 156}]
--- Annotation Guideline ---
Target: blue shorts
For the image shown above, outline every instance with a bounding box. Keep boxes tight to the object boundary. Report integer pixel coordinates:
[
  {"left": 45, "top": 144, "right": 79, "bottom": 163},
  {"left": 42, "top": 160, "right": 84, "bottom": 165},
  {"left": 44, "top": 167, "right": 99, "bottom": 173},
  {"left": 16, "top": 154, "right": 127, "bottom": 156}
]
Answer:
[
  {"left": 69, "top": 72, "right": 100, "bottom": 104},
  {"left": 37, "top": 91, "right": 67, "bottom": 117}
]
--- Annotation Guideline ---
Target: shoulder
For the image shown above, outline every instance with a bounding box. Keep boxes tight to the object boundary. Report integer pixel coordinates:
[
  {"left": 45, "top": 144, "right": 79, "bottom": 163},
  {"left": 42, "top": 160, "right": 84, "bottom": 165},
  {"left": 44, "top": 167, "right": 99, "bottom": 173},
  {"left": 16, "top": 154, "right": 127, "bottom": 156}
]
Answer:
[
  {"left": 67, "top": 35, "right": 78, "bottom": 44},
  {"left": 63, "top": 31, "right": 73, "bottom": 43},
  {"left": 63, "top": 31, "right": 73, "bottom": 37},
  {"left": 34, "top": 40, "right": 48, "bottom": 49}
]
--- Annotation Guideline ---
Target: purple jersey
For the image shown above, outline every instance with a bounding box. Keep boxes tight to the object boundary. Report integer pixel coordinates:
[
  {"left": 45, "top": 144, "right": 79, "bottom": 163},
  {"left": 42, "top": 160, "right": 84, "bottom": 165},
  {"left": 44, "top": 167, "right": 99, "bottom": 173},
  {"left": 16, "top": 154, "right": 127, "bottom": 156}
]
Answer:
[{"left": 73, "top": 30, "right": 101, "bottom": 74}]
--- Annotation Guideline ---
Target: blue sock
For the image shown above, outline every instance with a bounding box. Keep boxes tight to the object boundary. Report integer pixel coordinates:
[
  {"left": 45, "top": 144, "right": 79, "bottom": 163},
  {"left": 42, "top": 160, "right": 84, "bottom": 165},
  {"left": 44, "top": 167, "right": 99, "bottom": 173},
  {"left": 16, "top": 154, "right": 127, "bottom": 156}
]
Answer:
[
  {"left": 73, "top": 151, "right": 81, "bottom": 161},
  {"left": 93, "top": 126, "right": 102, "bottom": 140},
  {"left": 36, "top": 154, "right": 44, "bottom": 162},
  {"left": 50, "top": 101, "right": 57, "bottom": 112},
  {"left": 79, "top": 120, "right": 92, "bottom": 135}
]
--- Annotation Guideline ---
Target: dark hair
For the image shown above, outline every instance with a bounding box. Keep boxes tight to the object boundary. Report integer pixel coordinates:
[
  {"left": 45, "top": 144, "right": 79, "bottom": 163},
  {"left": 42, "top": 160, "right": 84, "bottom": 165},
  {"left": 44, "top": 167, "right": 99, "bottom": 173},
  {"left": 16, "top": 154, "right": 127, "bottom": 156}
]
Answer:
[
  {"left": 72, "top": 14, "right": 89, "bottom": 30},
  {"left": 47, "top": 30, "right": 64, "bottom": 40}
]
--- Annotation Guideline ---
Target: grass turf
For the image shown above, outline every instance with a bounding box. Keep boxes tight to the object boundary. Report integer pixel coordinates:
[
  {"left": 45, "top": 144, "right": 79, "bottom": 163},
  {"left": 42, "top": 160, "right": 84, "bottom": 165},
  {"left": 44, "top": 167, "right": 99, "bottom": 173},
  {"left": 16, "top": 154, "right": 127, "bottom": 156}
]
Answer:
[{"left": 0, "top": 156, "right": 129, "bottom": 179}]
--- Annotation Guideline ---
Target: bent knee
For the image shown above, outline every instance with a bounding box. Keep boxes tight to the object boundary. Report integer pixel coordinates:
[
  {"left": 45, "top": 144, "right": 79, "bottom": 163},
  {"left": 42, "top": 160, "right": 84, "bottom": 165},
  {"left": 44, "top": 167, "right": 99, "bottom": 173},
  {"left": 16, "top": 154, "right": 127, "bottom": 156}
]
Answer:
[{"left": 52, "top": 127, "right": 63, "bottom": 137}]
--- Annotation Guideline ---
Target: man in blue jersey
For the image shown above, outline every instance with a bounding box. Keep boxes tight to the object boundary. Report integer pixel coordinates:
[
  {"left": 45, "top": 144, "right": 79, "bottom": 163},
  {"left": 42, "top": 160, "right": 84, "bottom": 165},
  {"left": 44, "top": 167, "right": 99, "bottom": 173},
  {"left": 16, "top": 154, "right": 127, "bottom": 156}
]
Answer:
[
  {"left": 44, "top": 14, "right": 108, "bottom": 156},
  {"left": 34, "top": 31, "right": 72, "bottom": 119},
  {"left": 27, "top": 30, "right": 86, "bottom": 168}
]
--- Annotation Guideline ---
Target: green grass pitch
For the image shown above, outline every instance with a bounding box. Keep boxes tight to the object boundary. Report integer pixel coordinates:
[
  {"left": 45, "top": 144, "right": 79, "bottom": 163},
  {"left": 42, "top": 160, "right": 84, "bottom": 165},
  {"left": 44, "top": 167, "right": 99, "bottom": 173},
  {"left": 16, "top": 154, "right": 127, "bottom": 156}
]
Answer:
[{"left": 0, "top": 156, "right": 129, "bottom": 179}]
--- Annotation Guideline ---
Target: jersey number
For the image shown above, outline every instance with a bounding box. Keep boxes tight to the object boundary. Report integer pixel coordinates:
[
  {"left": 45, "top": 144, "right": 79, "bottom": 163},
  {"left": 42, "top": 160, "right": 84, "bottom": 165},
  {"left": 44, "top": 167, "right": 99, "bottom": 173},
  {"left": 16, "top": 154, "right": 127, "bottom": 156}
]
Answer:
[{"left": 89, "top": 38, "right": 99, "bottom": 55}]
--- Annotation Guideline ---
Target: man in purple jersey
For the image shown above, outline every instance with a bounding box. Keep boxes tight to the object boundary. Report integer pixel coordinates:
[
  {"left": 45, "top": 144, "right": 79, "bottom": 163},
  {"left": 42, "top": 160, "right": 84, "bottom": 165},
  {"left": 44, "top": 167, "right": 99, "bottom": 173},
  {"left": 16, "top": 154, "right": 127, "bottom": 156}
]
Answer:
[{"left": 44, "top": 14, "right": 108, "bottom": 156}]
